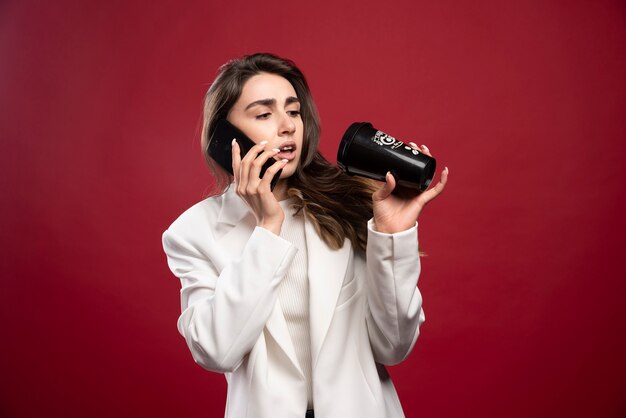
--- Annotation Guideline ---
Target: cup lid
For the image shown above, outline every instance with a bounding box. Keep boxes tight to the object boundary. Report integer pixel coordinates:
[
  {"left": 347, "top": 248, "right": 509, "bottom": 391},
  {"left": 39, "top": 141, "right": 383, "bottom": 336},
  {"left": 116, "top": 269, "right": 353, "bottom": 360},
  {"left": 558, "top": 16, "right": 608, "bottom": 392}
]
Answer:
[{"left": 337, "top": 122, "right": 372, "bottom": 165}]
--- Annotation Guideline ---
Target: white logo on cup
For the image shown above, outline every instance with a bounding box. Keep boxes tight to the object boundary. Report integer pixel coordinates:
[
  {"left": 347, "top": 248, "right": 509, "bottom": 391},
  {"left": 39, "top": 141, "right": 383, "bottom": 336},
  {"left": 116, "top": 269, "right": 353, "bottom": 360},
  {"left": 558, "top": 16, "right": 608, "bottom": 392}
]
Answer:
[{"left": 373, "top": 131, "right": 403, "bottom": 149}]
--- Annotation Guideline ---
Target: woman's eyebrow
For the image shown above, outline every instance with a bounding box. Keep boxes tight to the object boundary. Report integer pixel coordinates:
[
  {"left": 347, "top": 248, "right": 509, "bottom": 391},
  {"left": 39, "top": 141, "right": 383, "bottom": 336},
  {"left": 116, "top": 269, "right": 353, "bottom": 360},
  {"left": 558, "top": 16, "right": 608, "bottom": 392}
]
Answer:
[
  {"left": 244, "top": 96, "right": 300, "bottom": 111},
  {"left": 245, "top": 98, "right": 275, "bottom": 111}
]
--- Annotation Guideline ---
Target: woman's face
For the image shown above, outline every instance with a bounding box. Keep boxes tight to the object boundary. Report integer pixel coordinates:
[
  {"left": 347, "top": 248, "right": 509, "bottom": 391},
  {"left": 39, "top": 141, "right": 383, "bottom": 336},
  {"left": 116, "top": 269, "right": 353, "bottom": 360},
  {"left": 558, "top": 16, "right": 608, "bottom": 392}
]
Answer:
[{"left": 227, "top": 72, "right": 304, "bottom": 180}]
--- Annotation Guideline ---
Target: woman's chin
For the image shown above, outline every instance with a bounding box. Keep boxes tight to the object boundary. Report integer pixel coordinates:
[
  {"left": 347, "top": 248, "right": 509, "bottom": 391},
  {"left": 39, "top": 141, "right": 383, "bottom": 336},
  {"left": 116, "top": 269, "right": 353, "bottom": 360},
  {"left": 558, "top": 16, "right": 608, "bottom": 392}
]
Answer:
[{"left": 278, "top": 161, "right": 299, "bottom": 179}]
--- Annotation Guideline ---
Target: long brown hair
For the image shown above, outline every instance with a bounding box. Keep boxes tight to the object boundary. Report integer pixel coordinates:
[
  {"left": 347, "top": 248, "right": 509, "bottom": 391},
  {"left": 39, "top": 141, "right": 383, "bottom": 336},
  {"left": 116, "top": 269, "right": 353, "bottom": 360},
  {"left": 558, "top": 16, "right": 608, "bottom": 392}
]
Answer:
[{"left": 201, "top": 53, "right": 377, "bottom": 252}]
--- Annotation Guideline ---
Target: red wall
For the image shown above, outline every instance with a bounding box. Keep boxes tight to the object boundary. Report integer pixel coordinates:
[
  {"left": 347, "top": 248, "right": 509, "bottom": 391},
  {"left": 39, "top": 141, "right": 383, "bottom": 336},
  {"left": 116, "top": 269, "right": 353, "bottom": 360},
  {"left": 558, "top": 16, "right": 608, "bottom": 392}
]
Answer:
[{"left": 2, "top": 0, "right": 625, "bottom": 417}]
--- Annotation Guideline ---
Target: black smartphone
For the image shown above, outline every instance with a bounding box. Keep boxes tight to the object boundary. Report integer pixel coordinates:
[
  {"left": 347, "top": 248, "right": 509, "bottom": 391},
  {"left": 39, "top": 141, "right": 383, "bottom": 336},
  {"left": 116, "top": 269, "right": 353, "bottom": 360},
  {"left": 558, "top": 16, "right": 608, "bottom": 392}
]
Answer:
[{"left": 208, "top": 119, "right": 283, "bottom": 191}]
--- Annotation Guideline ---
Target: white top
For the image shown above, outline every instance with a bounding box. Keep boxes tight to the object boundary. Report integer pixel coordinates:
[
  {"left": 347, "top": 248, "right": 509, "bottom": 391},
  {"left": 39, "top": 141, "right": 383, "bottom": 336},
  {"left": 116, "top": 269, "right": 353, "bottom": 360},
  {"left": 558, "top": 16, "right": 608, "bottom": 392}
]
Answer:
[{"left": 278, "top": 199, "right": 314, "bottom": 407}]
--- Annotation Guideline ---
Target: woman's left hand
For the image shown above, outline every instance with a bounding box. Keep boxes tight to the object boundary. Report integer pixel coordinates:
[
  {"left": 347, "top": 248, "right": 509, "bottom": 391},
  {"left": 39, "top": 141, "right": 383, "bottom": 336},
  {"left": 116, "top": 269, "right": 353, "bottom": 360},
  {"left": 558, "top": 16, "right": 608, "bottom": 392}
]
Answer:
[{"left": 372, "top": 143, "right": 449, "bottom": 234}]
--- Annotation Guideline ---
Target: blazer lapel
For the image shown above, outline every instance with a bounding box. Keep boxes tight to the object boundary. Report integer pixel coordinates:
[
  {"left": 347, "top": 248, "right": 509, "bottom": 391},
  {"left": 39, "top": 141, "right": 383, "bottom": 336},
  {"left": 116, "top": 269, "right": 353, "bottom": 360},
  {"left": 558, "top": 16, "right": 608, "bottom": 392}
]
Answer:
[
  {"left": 265, "top": 299, "right": 304, "bottom": 378},
  {"left": 214, "top": 187, "right": 304, "bottom": 378},
  {"left": 304, "top": 216, "right": 352, "bottom": 371}
]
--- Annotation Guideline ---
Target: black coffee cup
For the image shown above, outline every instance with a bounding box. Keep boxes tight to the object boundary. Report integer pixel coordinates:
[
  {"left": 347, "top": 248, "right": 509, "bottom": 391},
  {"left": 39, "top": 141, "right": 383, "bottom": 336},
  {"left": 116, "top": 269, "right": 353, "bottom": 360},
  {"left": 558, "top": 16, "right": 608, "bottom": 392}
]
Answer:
[{"left": 337, "top": 122, "right": 436, "bottom": 191}]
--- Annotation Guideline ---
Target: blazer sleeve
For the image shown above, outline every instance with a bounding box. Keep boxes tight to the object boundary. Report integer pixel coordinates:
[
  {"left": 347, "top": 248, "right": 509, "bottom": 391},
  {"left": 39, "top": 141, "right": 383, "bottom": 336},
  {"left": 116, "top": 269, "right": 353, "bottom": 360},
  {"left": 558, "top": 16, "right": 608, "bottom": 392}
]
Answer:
[
  {"left": 364, "top": 219, "right": 425, "bottom": 365},
  {"left": 162, "top": 225, "right": 297, "bottom": 373}
]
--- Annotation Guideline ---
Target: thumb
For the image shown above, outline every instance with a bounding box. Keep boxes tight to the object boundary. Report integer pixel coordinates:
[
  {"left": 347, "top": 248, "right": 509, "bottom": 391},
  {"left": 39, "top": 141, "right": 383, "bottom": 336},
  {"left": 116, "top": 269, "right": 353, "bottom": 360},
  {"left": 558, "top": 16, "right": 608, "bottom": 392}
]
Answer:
[{"left": 372, "top": 172, "right": 396, "bottom": 202}]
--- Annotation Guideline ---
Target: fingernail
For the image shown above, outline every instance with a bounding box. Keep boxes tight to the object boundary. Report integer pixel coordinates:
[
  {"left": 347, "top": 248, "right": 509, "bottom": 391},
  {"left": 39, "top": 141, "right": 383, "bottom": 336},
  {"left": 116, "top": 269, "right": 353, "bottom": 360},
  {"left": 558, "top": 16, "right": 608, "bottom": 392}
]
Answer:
[
  {"left": 232, "top": 138, "right": 237, "bottom": 146},
  {"left": 281, "top": 159, "right": 288, "bottom": 163},
  {"left": 421, "top": 144, "right": 429, "bottom": 151},
  {"left": 260, "top": 140, "right": 268, "bottom": 145},
  {"left": 445, "top": 166, "right": 449, "bottom": 174},
  {"left": 409, "top": 142, "right": 418, "bottom": 148},
  {"left": 272, "top": 148, "right": 280, "bottom": 153}
]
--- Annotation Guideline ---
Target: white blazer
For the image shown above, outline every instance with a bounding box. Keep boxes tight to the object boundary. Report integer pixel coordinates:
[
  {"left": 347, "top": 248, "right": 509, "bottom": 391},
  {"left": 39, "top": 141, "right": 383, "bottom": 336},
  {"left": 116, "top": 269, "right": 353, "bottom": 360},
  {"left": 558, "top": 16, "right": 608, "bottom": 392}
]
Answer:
[{"left": 162, "top": 186, "right": 425, "bottom": 418}]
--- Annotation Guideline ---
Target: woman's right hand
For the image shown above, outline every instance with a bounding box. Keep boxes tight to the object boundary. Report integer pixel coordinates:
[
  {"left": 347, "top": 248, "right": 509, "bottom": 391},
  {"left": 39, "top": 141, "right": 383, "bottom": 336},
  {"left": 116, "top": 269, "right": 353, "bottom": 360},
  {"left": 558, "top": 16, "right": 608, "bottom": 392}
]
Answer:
[{"left": 232, "top": 139, "right": 289, "bottom": 235}]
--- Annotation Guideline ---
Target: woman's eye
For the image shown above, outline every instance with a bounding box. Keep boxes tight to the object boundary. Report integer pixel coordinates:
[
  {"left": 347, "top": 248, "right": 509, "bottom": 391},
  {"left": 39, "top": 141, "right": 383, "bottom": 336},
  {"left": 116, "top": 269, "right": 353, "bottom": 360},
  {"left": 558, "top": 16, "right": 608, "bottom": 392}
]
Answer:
[
  {"left": 255, "top": 113, "right": 271, "bottom": 120},
  {"left": 287, "top": 110, "right": 301, "bottom": 117}
]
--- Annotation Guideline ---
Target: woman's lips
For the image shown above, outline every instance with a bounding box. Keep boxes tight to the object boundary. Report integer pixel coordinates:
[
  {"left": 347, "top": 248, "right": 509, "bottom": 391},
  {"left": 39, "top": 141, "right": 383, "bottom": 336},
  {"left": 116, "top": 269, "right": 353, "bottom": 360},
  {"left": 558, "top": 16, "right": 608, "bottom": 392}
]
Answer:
[
  {"left": 276, "top": 150, "right": 296, "bottom": 160},
  {"left": 275, "top": 142, "right": 297, "bottom": 160}
]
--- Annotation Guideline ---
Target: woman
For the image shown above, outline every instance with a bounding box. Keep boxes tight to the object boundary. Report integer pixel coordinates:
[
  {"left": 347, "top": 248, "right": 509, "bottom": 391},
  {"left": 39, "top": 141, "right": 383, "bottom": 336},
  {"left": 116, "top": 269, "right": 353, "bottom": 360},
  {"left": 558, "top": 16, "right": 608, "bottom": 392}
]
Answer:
[{"left": 162, "top": 53, "right": 448, "bottom": 418}]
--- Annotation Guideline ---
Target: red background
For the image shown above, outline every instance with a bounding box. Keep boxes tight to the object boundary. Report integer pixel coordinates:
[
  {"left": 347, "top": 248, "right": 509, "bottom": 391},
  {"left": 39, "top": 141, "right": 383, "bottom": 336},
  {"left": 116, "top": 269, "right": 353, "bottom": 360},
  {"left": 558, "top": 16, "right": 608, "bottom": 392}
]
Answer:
[{"left": 2, "top": 0, "right": 625, "bottom": 417}]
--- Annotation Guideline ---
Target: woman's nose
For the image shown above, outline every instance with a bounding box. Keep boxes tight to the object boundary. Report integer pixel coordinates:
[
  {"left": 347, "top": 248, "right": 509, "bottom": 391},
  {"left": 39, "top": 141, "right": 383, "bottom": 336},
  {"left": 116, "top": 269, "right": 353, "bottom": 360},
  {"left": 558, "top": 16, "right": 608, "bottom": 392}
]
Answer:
[{"left": 279, "top": 112, "right": 296, "bottom": 135}]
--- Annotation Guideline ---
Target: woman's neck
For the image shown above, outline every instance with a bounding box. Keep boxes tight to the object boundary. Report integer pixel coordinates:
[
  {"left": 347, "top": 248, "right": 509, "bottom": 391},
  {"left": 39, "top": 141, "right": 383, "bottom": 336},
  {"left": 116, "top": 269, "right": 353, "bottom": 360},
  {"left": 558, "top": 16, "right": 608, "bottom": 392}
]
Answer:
[{"left": 272, "top": 179, "right": 289, "bottom": 201}]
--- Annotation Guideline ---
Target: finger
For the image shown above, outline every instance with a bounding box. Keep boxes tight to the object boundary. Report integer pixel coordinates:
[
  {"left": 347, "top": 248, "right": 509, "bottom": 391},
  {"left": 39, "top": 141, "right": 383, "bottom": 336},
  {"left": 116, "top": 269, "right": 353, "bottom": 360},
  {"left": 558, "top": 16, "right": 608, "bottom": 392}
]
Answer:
[
  {"left": 420, "top": 144, "right": 433, "bottom": 158},
  {"left": 259, "top": 158, "right": 289, "bottom": 192},
  {"left": 408, "top": 142, "right": 420, "bottom": 150},
  {"left": 372, "top": 172, "right": 396, "bottom": 202},
  {"left": 231, "top": 139, "right": 241, "bottom": 184},
  {"left": 418, "top": 166, "right": 448, "bottom": 204},
  {"left": 248, "top": 147, "right": 281, "bottom": 185},
  {"left": 241, "top": 140, "right": 269, "bottom": 163},
  {"left": 240, "top": 141, "right": 268, "bottom": 192}
]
